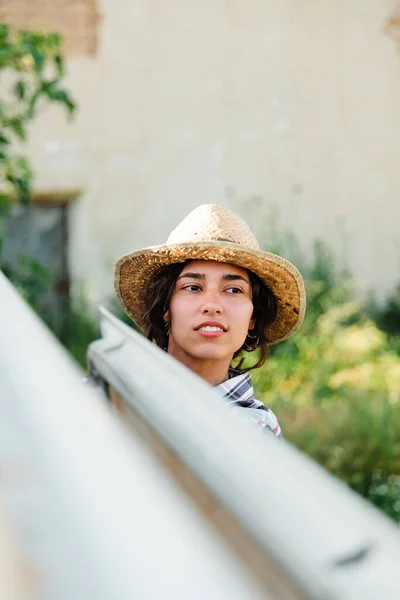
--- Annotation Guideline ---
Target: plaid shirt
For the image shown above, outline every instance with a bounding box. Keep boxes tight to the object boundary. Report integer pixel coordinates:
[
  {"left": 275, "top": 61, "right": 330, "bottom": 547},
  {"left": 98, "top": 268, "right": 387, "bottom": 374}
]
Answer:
[{"left": 214, "top": 370, "right": 282, "bottom": 438}]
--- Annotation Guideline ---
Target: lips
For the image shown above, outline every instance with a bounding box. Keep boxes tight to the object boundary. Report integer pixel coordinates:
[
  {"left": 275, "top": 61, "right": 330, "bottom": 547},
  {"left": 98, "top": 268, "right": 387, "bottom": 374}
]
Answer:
[{"left": 194, "top": 321, "right": 227, "bottom": 332}]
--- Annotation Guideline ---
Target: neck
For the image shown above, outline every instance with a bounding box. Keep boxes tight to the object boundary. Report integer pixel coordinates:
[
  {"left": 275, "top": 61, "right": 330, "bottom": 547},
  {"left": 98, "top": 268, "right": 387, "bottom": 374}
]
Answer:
[
  {"left": 186, "top": 359, "right": 230, "bottom": 386},
  {"left": 167, "top": 345, "right": 231, "bottom": 386}
]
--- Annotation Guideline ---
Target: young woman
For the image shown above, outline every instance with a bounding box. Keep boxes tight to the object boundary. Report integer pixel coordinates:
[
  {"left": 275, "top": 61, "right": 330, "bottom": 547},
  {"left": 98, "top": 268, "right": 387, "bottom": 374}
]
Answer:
[{"left": 114, "top": 204, "right": 306, "bottom": 438}]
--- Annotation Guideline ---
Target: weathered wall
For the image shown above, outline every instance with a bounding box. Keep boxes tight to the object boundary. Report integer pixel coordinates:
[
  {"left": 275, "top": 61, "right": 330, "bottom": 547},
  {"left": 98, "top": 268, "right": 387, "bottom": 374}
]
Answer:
[{"left": 3, "top": 0, "right": 400, "bottom": 303}]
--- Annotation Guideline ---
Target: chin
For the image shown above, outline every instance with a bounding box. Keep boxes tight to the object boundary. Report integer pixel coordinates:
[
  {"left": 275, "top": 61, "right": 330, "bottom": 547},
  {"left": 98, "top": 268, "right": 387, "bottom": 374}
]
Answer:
[{"left": 191, "top": 348, "right": 232, "bottom": 361}]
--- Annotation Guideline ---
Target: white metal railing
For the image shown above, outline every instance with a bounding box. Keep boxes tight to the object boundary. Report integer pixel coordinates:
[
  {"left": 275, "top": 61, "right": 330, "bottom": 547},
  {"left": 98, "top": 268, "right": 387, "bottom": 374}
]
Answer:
[
  {"left": 0, "top": 270, "right": 268, "bottom": 600},
  {"left": 88, "top": 306, "right": 400, "bottom": 600}
]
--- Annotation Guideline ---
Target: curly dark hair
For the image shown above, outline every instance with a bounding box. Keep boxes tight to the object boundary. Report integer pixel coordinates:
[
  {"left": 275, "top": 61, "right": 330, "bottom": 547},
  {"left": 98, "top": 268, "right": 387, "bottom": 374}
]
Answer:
[{"left": 142, "top": 261, "right": 277, "bottom": 372}]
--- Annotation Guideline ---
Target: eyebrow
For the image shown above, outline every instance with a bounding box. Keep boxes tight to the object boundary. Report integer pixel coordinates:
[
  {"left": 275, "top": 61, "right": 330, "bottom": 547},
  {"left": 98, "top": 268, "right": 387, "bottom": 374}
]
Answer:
[{"left": 177, "top": 272, "right": 250, "bottom": 285}]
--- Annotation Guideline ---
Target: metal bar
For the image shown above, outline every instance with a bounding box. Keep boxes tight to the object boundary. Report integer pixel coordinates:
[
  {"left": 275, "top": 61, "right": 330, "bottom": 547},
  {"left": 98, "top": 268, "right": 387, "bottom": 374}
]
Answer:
[
  {"left": 0, "top": 503, "right": 36, "bottom": 600},
  {"left": 0, "top": 271, "right": 267, "bottom": 600},
  {"left": 106, "top": 386, "right": 304, "bottom": 600},
  {"left": 88, "top": 307, "right": 400, "bottom": 600}
]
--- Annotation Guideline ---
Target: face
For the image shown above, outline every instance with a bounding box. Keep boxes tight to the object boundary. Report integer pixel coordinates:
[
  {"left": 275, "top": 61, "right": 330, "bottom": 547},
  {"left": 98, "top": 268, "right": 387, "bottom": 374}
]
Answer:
[{"left": 164, "top": 260, "right": 255, "bottom": 368}]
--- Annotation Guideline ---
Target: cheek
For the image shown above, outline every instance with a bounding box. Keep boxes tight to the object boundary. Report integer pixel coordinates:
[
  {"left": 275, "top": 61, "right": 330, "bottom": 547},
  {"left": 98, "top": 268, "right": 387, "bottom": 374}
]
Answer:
[
  {"left": 231, "top": 299, "right": 254, "bottom": 332},
  {"left": 169, "top": 292, "right": 192, "bottom": 324}
]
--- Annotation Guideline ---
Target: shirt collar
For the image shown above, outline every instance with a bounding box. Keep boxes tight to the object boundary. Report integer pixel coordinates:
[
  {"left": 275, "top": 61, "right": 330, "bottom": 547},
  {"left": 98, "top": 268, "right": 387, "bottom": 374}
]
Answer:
[{"left": 214, "top": 369, "right": 255, "bottom": 405}]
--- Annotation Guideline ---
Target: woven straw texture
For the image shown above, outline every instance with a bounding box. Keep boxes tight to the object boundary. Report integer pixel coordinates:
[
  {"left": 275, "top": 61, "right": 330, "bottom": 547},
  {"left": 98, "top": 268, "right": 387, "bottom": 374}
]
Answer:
[{"left": 115, "top": 205, "right": 306, "bottom": 344}]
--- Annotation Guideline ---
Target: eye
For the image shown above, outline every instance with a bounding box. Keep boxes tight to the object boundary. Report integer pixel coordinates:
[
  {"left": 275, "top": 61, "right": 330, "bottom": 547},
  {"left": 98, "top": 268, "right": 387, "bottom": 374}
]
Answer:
[
  {"left": 183, "top": 284, "right": 202, "bottom": 292},
  {"left": 225, "top": 286, "right": 243, "bottom": 294}
]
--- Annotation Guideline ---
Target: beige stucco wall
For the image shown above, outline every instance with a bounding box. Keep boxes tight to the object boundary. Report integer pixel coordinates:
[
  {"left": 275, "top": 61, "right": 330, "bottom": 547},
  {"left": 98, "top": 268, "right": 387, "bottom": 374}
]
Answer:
[{"left": 20, "top": 0, "right": 400, "bottom": 303}]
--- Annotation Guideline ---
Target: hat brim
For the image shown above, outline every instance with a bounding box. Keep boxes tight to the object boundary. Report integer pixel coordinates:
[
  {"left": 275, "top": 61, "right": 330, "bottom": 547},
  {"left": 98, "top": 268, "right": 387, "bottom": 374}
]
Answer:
[{"left": 114, "top": 240, "right": 306, "bottom": 344}]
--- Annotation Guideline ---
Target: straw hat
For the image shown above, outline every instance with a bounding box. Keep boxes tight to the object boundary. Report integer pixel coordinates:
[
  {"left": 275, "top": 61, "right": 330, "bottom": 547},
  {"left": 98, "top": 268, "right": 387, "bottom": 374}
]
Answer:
[{"left": 114, "top": 204, "right": 306, "bottom": 344}]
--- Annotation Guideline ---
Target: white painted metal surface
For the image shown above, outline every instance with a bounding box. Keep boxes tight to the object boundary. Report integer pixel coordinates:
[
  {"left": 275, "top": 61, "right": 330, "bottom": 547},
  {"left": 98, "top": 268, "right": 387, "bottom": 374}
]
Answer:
[
  {"left": 88, "top": 307, "right": 400, "bottom": 600},
  {"left": 0, "top": 271, "right": 268, "bottom": 600}
]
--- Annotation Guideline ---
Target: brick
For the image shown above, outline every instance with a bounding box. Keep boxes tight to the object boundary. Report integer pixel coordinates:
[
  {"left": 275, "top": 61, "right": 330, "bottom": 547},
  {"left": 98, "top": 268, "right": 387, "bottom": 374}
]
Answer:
[{"left": 0, "top": 0, "right": 100, "bottom": 57}]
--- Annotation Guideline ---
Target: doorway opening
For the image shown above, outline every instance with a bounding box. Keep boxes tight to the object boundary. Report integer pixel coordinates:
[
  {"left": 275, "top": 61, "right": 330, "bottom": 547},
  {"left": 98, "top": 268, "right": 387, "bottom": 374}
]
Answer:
[{"left": 1, "top": 194, "right": 75, "bottom": 343}]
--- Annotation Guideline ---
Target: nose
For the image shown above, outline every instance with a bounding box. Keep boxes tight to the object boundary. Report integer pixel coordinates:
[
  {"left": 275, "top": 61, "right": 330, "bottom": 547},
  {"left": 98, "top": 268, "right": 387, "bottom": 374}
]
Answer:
[{"left": 201, "top": 289, "right": 223, "bottom": 315}]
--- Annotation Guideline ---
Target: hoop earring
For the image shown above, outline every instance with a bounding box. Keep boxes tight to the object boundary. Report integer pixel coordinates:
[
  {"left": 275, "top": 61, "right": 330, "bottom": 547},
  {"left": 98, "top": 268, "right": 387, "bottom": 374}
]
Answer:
[
  {"left": 165, "top": 321, "right": 171, "bottom": 336},
  {"left": 245, "top": 329, "right": 259, "bottom": 351}
]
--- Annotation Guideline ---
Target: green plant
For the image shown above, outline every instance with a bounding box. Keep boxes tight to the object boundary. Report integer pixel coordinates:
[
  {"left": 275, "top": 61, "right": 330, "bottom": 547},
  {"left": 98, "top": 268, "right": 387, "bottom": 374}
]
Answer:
[
  {"left": 233, "top": 203, "right": 400, "bottom": 520},
  {"left": 1, "top": 253, "right": 52, "bottom": 312},
  {"left": 0, "top": 24, "right": 75, "bottom": 214},
  {"left": 64, "top": 302, "right": 101, "bottom": 368},
  {"left": 252, "top": 294, "right": 400, "bottom": 521},
  {"left": 370, "top": 284, "right": 400, "bottom": 339},
  {"left": 62, "top": 296, "right": 137, "bottom": 369},
  {"left": 0, "top": 23, "right": 76, "bottom": 336}
]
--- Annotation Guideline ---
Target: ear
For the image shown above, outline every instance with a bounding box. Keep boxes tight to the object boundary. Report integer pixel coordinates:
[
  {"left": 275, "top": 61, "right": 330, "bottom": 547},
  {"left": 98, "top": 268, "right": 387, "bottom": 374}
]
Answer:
[
  {"left": 249, "top": 318, "right": 255, "bottom": 330},
  {"left": 163, "top": 310, "right": 170, "bottom": 323}
]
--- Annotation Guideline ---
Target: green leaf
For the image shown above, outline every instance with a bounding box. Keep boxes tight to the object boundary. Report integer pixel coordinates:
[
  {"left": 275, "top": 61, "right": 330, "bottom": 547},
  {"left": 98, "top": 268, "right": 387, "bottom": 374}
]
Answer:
[
  {"left": 14, "top": 80, "right": 26, "bottom": 100},
  {"left": 45, "top": 88, "right": 76, "bottom": 115},
  {"left": 7, "top": 119, "right": 26, "bottom": 140},
  {"left": 54, "top": 54, "right": 64, "bottom": 77},
  {"left": 0, "top": 133, "right": 10, "bottom": 145},
  {"left": 46, "top": 32, "right": 61, "bottom": 49},
  {"left": 31, "top": 49, "right": 45, "bottom": 74},
  {"left": 0, "top": 194, "right": 11, "bottom": 217},
  {"left": 0, "top": 44, "right": 14, "bottom": 62},
  {"left": 27, "top": 89, "right": 41, "bottom": 118},
  {"left": 40, "top": 78, "right": 57, "bottom": 93},
  {"left": 7, "top": 175, "right": 31, "bottom": 204},
  {"left": 16, "top": 157, "right": 33, "bottom": 179},
  {"left": 0, "top": 150, "right": 6, "bottom": 161},
  {"left": 0, "top": 24, "right": 9, "bottom": 43}
]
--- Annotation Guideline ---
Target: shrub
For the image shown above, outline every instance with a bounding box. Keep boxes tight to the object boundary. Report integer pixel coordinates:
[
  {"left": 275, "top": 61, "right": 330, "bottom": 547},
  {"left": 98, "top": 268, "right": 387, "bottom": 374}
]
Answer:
[
  {"left": 251, "top": 257, "right": 400, "bottom": 522},
  {"left": 370, "top": 283, "right": 400, "bottom": 339},
  {"left": 0, "top": 24, "right": 75, "bottom": 209},
  {"left": 62, "top": 295, "right": 137, "bottom": 368}
]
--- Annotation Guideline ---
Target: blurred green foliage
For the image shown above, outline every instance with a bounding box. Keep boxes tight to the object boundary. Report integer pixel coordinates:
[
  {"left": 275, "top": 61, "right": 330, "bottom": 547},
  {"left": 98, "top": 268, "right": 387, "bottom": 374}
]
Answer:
[
  {"left": 250, "top": 241, "right": 400, "bottom": 522},
  {"left": 64, "top": 299, "right": 100, "bottom": 368},
  {"left": 0, "top": 23, "right": 77, "bottom": 346},
  {"left": 1, "top": 253, "right": 52, "bottom": 310},
  {"left": 0, "top": 23, "right": 75, "bottom": 215},
  {"left": 370, "top": 284, "right": 400, "bottom": 339},
  {"left": 0, "top": 23, "right": 76, "bottom": 307}
]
